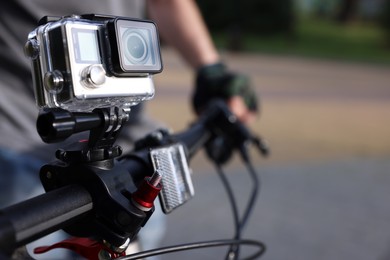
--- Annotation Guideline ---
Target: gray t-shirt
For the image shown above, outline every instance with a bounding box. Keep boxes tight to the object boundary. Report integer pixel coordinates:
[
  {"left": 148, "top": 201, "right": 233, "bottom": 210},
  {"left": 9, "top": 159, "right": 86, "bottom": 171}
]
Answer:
[{"left": 0, "top": 1, "right": 146, "bottom": 160}]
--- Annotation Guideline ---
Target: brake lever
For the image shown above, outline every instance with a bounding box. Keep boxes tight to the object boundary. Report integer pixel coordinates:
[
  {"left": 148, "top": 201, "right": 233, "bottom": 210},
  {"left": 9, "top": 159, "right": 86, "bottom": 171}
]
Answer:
[
  {"left": 202, "top": 99, "right": 270, "bottom": 165},
  {"left": 251, "top": 136, "right": 270, "bottom": 158}
]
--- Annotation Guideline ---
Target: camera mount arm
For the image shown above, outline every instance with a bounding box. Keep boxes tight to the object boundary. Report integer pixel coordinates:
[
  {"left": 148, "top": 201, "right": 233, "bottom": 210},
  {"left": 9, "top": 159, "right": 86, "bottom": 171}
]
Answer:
[{"left": 37, "top": 107, "right": 129, "bottom": 162}]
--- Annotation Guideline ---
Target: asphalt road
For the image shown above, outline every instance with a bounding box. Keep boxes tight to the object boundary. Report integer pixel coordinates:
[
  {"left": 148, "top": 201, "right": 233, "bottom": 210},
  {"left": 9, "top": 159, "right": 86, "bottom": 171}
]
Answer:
[
  {"left": 139, "top": 48, "right": 390, "bottom": 260},
  {"left": 151, "top": 158, "right": 390, "bottom": 260}
]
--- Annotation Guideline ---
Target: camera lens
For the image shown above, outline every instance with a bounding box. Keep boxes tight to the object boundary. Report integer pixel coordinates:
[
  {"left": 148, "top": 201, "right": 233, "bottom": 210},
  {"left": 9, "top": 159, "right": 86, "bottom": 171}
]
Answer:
[
  {"left": 114, "top": 19, "right": 162, "bottom": 74},
  {"left": 122, "top": 29, "right": 148, "bottom": 64}
]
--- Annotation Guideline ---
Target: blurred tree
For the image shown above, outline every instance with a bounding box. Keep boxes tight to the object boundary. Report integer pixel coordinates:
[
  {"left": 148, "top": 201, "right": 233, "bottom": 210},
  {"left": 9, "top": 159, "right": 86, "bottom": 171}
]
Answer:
[
  {"left": 336, "top": 0, "right": 358, "bottom": 23},
  {"left": 380, "top": 0, "right": 390, "bottom": 46},
  {"left": 311, "top": 0, "right": 339, "bottom": 18},
  {"left": 241, "top": 0, "right": 295, "bottom": 34},
  {"left": 314, "top": 0, "right": 330, "bottom": 17},
  {"left": 196, "top": 0, "right": 295, "bottom": 50}
]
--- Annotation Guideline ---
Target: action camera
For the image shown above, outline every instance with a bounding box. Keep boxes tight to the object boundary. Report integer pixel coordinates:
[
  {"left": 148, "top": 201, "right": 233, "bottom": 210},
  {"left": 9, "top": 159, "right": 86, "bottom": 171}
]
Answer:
[{"left": 25, "top": 14, "right": 162, "bottom": 112}]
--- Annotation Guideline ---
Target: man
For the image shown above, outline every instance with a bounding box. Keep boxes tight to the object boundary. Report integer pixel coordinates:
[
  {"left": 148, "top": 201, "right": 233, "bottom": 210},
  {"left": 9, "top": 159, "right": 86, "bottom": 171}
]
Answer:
[{"left": 0, "top": 0, "right": 258, "bottom": 257}]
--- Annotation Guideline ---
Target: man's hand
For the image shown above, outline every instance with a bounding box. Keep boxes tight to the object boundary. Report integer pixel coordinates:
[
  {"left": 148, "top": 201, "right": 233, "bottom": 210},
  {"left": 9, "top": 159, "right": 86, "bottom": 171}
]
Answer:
[
  {"left": 192, "top": 62, "right": 259, "bottom": 124},
  {"left": 227, "top": 96, "right": 257, "bottom": 124}
]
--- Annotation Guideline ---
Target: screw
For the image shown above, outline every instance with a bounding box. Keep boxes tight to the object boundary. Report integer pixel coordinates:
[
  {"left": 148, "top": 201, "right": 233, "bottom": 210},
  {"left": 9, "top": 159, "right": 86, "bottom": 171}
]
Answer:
[{"left": 149, "top": 170, "right": 162, "bottom": 187}]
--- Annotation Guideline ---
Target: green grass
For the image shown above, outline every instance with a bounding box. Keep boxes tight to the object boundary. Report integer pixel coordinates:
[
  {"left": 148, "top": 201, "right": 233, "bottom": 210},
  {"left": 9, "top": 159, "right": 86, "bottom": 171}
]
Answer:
[{"left": 214, "top": 17, "right": 390, "bottom": 65}]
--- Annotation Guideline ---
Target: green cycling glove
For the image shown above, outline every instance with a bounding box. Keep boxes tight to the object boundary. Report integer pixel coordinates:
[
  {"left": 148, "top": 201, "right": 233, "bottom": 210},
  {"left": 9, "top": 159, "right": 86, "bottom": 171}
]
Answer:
[{"left": 192, "top": 62, "right": 258, "bottom": 115}]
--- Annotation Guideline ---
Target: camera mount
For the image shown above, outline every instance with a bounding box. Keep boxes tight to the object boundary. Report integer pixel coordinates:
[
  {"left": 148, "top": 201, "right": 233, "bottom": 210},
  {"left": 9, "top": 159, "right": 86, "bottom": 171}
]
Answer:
[
  {"left": 37, "top": 106, "right": 129, "bottom": 163},
  {"left": 36, "top": 106, "right": 157, "bottom": 248}
]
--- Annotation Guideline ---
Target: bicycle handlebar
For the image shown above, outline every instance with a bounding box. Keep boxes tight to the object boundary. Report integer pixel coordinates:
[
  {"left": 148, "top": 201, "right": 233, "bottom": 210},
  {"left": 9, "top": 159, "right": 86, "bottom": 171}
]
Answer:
[
  {"left": 0, "top": 185, "right": 92, "bottom": 254},
  {"left": 0, "top": 99, "right": 256, "bottom": 256}
]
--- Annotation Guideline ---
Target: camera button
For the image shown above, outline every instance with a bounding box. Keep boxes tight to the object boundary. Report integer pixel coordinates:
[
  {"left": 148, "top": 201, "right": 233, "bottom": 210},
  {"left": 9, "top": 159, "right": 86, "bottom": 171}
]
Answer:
[
  {"left": 44, "top": 70, "right": 64, "bottom": 93},
  {"left": 83, "top": 65, "right": 106, "bottom": 87},
  {"left": 24, "top": 39, "right": 40, "bottom": 60}
]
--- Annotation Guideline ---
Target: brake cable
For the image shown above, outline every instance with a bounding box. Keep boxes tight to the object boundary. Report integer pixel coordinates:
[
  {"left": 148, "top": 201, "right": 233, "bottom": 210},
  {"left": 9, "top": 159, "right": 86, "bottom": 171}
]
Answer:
[
  {"left": 121, "top": 239, "right": 265, "bottom": 260},
  {"left": 213, "top": 136, "right": 269, "bottom": 260}
]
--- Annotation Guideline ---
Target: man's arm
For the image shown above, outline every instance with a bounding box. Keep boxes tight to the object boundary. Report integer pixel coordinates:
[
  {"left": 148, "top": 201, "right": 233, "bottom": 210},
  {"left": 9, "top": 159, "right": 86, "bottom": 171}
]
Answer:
[
  {"left": 146, "top": 0, "right": 219, "bottom": 68},
  {"left": 146, "top": 0, "right": 257, "bottom": 123}
]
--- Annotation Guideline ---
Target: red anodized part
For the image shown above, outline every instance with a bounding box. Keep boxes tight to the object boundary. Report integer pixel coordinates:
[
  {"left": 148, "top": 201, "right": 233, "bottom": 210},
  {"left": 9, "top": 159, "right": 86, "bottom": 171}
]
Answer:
[
  {"left": 34, "top": 237, "right": 125, "bottom": 260},
  {"left": 132, "top": 176, "right": 162, "bottom": 211}
]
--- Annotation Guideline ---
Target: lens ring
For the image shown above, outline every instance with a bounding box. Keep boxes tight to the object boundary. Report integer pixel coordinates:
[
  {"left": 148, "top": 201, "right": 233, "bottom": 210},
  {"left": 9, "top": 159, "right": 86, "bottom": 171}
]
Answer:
[{"left": 122, "top": 29, "right": 149, "bottom": 64}]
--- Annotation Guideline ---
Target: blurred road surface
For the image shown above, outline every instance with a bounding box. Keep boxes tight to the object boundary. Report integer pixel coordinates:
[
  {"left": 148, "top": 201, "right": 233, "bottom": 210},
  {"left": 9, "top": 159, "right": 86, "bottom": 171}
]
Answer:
[{"left": 140, "top": 48, "right": 390, "bottom": 260}]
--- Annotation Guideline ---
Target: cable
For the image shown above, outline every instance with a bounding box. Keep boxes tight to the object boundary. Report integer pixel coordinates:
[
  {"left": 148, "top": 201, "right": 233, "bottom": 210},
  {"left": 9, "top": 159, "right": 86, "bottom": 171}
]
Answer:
[
  {"left": 120, "top": 239, "right": 266, "bottom": 260},
  {"left": 213, "top": 143, "right": 262, "bottom": 260},
  {"left": 216, "top": 164, "right": 240, "bottom": 236},
  {"left": 238, "top": 144, "right": 260, "bottom": 233},
  {"left": 215, "top": 164, "right": 242, "bottom": 259}
]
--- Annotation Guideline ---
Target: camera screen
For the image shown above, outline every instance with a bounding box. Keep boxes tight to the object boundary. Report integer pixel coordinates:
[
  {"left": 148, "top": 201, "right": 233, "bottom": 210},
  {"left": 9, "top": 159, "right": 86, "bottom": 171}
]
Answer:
[{"left": 72, "top": 28, "right": 100, "bottom": 64}]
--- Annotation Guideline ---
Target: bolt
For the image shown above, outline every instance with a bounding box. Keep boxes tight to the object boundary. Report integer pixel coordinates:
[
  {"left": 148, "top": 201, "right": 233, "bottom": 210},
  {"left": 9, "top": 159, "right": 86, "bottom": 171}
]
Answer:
[{"left": 149, "top": 170, "right": 162, "bottom": 187}]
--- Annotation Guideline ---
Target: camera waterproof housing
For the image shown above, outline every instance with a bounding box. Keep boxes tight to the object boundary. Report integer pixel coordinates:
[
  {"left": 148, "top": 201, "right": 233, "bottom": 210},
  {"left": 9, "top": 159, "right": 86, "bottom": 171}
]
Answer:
[{"left": 25, "top": 14, "right": 162, "bottom": 112}]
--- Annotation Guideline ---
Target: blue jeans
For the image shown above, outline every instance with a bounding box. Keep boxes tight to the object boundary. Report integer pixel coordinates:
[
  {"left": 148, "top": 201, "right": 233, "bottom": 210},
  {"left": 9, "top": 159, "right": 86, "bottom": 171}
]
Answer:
[
  {"left": 0, "top": 148, "right": 44, "bottom": 208},
  {"left": 0, "top": 148, "right": 74, "bottom": 259}
]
